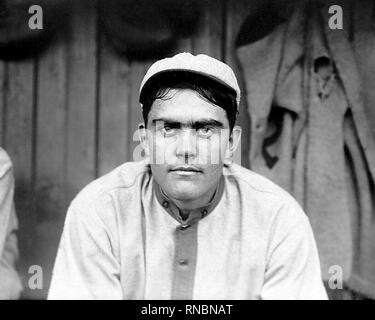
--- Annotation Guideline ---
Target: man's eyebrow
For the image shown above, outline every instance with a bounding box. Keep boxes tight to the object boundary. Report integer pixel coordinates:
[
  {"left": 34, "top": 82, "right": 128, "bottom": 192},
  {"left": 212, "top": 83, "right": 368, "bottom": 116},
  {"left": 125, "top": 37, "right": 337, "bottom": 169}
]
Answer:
[
  {"left": 151, "top": 119, "right": 181, "bottom": 127},
  {"left": 191, "top": 119, "right": 224, "bottom": 129},
  {"left": 151, "top": 118, "right": 224, "bottom": 128}
]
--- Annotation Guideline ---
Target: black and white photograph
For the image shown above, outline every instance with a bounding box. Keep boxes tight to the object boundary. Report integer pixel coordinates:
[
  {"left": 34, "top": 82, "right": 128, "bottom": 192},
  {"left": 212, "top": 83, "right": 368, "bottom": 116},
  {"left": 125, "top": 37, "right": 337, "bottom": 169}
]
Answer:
[{"left": 0, "top": 0, "right": 375, "bottom": 304}]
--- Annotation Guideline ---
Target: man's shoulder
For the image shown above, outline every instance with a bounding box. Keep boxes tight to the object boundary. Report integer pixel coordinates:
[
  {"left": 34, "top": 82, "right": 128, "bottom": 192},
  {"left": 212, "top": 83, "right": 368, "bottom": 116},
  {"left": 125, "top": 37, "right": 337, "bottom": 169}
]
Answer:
[
  {"left": 225, "top": 163, "right": 293, "bottom": 199},
  {"left": 0, "top": 147, "right": 13, "bottom": 179},
  {"left": 70, "top": 160, "right": 150, "bottom": 210},
  {"left": 225, "top": 163, "right": 307, "bottom": 223}
]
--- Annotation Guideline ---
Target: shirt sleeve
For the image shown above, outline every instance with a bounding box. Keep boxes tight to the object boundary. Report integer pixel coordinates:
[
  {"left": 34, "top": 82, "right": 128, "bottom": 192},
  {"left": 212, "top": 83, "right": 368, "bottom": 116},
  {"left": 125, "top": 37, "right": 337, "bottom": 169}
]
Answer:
[
  {"left": 48, "top": 203, "right": 122, "bottom": 300},
  {"left": 0, "top": 153, "right": 23, "bottom": 300},
  {"left": 260, "top": 200, "right": 328, "bottom": 300}
]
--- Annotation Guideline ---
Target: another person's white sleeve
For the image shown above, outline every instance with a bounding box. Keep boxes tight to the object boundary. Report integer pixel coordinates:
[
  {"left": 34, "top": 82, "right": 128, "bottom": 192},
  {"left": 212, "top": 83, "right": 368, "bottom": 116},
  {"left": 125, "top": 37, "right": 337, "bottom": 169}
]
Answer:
[{"left": 0, "top": 153, "right": 23, "bottom": 300}]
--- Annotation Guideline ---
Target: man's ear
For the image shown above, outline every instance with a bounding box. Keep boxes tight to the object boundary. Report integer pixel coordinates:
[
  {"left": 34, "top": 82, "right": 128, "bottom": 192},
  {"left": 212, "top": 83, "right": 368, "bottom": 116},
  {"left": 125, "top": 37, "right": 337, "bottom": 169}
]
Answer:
[
  {"left": 223, "top": 125, "right": 242, "bottom": 165},
  {"left": 138, "top": 123, "right": 150, "bottom": 156},
  {"left": 229, "top": 125, "right": 242, "bottom": 153}
]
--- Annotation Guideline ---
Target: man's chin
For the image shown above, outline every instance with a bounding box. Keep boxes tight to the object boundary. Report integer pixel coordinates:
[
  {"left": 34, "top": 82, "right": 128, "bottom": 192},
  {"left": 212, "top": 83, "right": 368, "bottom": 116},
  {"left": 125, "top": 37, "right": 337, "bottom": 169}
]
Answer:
[{"left": 164, "top": 182, "right": 202, "bottom": 201}]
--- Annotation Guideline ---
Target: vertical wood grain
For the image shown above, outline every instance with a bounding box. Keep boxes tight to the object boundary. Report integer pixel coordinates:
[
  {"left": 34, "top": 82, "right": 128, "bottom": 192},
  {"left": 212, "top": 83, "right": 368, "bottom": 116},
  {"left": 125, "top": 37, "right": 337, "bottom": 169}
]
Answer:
[
  {"left": 175, "top": 38, "right": 194, "bottom": 53},
  {"left": 192, "top": 0, "right": 224, "bottom": 59},
  {"left": 98, "top": 38, "right": 131, "bottom": 176},
  {"left": 3, "top": 59, "right": 36, "bottom": 299},
  {"left": 66, "top": 2, "right": 97, "bottom": 200},
  {"left": 4, "top": 61, "right": 34, "bottom": 183},
  {"left": 32, "top": 27, "right": 68, "bottom": 299}
]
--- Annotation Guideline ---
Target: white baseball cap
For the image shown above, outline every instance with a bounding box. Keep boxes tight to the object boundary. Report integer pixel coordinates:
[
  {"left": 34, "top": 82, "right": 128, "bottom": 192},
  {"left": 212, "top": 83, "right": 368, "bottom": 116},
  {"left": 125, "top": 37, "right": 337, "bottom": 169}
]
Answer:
[{"left": 139, "top": 52, "right": 241, "bottom": 107}]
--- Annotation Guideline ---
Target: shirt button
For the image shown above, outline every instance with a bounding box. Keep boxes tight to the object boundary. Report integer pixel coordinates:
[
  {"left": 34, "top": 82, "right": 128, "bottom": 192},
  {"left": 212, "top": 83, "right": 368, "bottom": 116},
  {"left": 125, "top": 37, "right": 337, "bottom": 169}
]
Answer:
[
  {"left": 202, "top": 209, "right": 208, "bottom": 217},
  {"left": 162, "top": 201, "right": 169, "bottom": 208},
  {"left": 178, "top": 259, "right": 189, "bottom": 266}
]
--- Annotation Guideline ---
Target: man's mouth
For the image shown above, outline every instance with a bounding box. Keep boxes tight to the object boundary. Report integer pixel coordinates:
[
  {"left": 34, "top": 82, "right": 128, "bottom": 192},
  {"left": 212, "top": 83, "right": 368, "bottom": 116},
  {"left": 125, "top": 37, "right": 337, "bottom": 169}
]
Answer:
[{"left": 169, "top": 166, "right": 203, "bottom": 175}]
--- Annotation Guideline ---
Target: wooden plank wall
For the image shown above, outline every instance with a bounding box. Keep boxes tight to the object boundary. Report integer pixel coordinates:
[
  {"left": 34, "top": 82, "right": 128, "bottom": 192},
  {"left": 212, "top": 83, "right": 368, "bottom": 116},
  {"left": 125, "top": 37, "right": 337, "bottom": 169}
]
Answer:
[{"left": 0, "top": 0, "right": 251, "bottom": 299}]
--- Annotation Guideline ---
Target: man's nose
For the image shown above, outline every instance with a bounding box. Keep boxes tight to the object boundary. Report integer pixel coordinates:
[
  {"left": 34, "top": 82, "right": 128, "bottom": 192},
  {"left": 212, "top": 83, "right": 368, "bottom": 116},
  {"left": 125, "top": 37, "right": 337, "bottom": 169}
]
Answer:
[{"left": 175, "top": 129, "right": 197, "bottom": 160}]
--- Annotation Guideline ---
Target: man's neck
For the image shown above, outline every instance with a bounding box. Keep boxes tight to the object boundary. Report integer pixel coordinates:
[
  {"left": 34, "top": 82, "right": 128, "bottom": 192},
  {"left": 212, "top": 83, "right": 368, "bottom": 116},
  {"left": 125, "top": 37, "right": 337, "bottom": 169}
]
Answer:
[{"left": 163, "top": 184, "right": 218, "bottom": 213}]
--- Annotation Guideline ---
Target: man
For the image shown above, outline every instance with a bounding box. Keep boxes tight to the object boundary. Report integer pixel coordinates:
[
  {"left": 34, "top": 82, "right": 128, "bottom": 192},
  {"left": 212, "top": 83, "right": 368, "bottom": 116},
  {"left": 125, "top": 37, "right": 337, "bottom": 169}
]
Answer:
[
  {"left": 48, "top": 52, "right": 327, "bottom": 299},
  {"left": 0, "top": 147, "right": 22, "bottom": 299}
]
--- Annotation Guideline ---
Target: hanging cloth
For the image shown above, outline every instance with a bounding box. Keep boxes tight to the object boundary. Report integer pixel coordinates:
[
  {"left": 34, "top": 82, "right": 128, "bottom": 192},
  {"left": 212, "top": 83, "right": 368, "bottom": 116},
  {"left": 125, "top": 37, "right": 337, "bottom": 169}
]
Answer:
[{"left": 236, "top": 0, "right": 375, "bottom": 297}]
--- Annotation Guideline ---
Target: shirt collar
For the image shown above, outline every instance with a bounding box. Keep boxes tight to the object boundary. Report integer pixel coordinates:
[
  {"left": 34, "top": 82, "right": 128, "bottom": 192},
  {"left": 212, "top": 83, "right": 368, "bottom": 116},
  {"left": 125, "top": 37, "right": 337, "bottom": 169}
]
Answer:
[{"left": 153, "top": 175, "right": 225, "bottom": 226}]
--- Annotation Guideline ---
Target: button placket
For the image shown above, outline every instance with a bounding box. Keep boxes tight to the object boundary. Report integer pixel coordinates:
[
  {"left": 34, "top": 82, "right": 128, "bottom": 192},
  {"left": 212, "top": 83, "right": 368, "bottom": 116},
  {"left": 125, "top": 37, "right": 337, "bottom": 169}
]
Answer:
[
  {"left": 171, "top": 222, "right": 198, "bottom": 299},
  {"left": 175, "top": 225, "right": 191, "bottom": 270}
]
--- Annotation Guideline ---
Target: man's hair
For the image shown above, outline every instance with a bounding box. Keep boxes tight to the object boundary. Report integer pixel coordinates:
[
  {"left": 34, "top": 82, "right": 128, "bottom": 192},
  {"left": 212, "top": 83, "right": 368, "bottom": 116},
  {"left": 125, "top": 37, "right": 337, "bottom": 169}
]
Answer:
[{"left": 139, "top": 71, "right": 238, "bottom": 131}]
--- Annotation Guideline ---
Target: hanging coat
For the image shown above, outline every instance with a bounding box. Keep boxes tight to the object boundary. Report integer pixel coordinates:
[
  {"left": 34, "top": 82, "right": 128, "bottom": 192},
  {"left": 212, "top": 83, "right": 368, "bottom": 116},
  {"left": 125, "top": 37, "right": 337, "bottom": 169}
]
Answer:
[{"left": 236, "top": 0, "right": 375, "bottom": 298}]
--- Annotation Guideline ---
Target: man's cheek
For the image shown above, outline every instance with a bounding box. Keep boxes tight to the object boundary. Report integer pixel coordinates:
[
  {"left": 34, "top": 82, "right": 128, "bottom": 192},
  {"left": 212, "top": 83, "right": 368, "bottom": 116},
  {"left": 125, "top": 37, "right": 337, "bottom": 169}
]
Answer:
[
  {"left": 197, "top": 138, "right": 223, "bottom": 165},
  {"left": 152, "top": 139, "right": 175, "bottom": 164},
  {"left": 199, "top": 146, "right": 220, "bottom": 165}
]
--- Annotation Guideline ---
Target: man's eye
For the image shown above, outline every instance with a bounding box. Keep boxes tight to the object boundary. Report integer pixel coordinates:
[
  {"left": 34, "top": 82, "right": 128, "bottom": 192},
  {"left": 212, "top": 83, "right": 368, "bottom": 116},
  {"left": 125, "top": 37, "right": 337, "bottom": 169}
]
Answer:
[
  {"left": 197, "top": 127, "right": 214, "bottom": 138},
  {"left": 162, "top": 126, "right": 176, "bottom": 136}
]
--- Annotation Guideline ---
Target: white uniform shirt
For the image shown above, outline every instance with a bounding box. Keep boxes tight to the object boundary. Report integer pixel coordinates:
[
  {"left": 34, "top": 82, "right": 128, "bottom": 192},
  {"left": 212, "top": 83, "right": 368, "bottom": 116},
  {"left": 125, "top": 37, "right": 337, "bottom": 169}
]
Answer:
[{"left": 48, "top": 160, "right": 327, "bottom": 300}]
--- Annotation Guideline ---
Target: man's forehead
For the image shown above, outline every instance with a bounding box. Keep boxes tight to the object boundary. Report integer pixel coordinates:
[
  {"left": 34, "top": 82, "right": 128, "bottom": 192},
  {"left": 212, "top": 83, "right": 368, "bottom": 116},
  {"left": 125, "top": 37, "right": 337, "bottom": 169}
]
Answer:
[
  {"left": 148, "top": 107, "right": 229, "bottom": 129},
  {"left": 149, "top": 89, "right": 226, "bottom": 117}
]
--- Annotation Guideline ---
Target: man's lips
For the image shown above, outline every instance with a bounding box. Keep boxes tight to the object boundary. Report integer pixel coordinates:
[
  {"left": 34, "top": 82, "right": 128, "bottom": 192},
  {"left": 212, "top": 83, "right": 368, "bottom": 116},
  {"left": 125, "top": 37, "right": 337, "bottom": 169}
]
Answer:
[{"left": 169, "top": 166, "right": 203, "bottom": 173}]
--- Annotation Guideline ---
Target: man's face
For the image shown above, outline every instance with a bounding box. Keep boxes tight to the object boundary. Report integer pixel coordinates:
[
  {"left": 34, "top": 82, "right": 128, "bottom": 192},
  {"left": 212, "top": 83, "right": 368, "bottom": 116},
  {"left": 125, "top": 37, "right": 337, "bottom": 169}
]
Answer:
[{"left": 144, "top": 89, "right": 233, "bottom": 203}]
